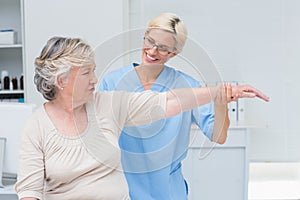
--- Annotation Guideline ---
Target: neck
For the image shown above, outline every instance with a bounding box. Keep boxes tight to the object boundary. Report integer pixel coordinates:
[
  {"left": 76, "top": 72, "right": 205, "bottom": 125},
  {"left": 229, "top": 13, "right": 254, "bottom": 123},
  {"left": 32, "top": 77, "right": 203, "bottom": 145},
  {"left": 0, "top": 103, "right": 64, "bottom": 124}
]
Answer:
[
  {"left": 51, "top": 95, "right": 84, "bottom": 114},
  {"left": 135, "top": 63, "right": 164, "bottom": 82},
  {"left": 45, "top": 98, "right": 87, "bottom": 137}
]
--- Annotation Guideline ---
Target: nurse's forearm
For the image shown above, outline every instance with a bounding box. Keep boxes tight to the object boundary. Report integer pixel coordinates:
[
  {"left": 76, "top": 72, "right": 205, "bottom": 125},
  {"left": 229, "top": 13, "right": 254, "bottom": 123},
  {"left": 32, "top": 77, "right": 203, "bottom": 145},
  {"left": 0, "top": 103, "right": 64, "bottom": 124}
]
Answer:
[
  {"left": 165, "top": 86, "right": 230, "bottom": 144},
  {"left": 212, "top": 104, "right": 230, "bottom": 144}
]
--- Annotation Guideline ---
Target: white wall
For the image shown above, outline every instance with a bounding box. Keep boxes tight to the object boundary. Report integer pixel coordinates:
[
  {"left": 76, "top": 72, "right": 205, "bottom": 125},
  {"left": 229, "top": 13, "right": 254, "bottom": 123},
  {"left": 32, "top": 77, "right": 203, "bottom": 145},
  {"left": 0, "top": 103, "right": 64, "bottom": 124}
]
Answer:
[
  {"left": 128, "top": 0, "right": 300, "bottom": 161},
  {"left": 23, "top": 0, "right": 124, "bottom": 106},
  {"left": 237, "top": 0, "right": 300, "bottom": 161},
  {"left": 22, "top": 0, "right": 300, "bottom": 161}
]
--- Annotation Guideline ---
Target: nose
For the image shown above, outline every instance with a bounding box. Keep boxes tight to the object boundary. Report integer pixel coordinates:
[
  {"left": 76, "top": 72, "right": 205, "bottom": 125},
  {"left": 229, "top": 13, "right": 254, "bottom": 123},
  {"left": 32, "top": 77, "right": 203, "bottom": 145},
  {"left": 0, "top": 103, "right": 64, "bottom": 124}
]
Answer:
[
  {"left": 148, "top": 45, "right": 158, "bottom": 55},
  {"left": 90, "top": 73, "right": 98, "bottom": 84}
]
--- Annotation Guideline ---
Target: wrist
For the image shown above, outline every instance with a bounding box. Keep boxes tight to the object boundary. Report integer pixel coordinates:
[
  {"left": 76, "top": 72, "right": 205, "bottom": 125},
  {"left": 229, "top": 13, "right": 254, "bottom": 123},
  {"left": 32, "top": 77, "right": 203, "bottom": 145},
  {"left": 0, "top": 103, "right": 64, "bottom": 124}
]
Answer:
[{"left": 208, "top": 86, "right": 219, "bottom": 102}]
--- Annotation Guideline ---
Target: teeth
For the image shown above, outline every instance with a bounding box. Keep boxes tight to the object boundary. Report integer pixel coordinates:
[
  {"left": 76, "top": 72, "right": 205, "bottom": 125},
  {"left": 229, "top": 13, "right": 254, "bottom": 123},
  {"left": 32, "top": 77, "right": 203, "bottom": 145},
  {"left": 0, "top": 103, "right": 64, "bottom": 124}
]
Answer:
[{"left": 146, "top": 54, "right": 156, "bottom": 61}]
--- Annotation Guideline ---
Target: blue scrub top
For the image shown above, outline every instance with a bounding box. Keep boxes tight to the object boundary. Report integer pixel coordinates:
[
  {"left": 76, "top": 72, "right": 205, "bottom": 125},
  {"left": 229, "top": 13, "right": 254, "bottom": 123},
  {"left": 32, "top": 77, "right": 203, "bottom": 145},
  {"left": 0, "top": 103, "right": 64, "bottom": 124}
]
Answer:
[{"left": 99, "top": 63, "right": 214, "bottom": 200}]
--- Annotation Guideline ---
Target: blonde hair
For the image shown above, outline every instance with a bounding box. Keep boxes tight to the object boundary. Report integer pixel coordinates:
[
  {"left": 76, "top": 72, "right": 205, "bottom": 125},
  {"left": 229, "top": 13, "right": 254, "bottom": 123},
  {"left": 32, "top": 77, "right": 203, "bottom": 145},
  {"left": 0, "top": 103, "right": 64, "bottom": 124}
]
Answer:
[
  {"left": 34, "top": 36, "right": 94, "bottom": 100},
  {"left": 147, "top": 13, "right": 188, "bottom": 52}
]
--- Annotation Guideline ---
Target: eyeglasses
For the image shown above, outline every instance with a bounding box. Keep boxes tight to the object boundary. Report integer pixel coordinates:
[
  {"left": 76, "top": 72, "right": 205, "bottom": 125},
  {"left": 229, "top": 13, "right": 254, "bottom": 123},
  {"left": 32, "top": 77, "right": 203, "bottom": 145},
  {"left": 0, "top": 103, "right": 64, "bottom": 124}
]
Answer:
[{"left": 143, "top": 37, "right": 175, "bottom": 56}]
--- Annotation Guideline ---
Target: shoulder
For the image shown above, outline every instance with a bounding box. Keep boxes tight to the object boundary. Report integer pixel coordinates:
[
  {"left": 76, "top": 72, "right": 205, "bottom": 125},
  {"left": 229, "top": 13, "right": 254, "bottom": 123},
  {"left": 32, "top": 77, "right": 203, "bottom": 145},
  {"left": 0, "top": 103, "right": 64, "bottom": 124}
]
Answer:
[
  {"left": 102, "top": 64, "right": 135, "bottom": 80},
  {"left": 21, "top": 106, "right": 48, "bottom": 143},
  {"left": 99, "top": 63, "right": 140, "bottom": 91},
  {"left": 23, "top": 106, "right": 45, "bottom": 128}
]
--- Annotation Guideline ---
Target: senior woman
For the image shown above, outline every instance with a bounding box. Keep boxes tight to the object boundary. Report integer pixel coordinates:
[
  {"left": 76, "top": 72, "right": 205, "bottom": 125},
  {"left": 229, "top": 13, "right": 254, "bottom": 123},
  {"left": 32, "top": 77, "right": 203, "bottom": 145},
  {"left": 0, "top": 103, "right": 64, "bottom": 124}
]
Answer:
[{"left": 14, "top": 36, "right": 269, "bottom": 200}]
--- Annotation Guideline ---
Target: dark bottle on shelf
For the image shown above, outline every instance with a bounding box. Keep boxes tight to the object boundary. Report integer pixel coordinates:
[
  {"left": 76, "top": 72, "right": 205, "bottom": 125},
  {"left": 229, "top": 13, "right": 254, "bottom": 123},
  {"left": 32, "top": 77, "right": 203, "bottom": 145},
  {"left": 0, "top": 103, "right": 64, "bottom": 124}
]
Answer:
[
  {"left": 3, "top": 76, "right": 10, "bottom": 90},
  {"left": 20, "top": 75, "right": 24, "bottom": 90},
  {"left": 12, "top": 77, "right": 18, "bottom": 90}
]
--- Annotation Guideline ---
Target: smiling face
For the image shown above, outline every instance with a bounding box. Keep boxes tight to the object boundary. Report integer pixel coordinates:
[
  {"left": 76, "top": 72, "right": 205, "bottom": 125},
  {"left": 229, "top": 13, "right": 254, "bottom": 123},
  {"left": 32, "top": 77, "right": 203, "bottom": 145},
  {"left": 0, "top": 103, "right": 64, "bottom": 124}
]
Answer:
[{"left": 142, "top": 29, "right": 177, "bottom": 65}]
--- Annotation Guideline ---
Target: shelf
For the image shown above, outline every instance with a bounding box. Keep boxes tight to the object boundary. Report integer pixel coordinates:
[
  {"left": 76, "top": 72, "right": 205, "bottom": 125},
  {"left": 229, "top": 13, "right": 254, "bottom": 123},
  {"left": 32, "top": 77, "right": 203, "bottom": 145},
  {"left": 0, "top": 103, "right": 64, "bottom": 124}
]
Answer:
[
  {"left": 0, "top": 44, "right": 22, "bottom": 49},
  {"left": 0, "top": 90, "right": 24, "bottom": 94},
  {"left": 0, "top": 0, "right": 25, "bottom": 103}
]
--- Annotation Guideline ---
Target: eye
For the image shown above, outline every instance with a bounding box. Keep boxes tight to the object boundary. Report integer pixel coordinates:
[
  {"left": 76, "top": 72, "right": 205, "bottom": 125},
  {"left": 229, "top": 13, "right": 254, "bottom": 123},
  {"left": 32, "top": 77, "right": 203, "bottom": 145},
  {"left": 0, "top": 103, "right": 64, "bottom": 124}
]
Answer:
[
  {"left": 82, "top": 70, "right": 90, "bottom": 75},
  {"left": 146, "top": 37, "right": 155, "bottom": 45},
  {"left": 158, "top": 45, "right": 169, "bottom": 52}
]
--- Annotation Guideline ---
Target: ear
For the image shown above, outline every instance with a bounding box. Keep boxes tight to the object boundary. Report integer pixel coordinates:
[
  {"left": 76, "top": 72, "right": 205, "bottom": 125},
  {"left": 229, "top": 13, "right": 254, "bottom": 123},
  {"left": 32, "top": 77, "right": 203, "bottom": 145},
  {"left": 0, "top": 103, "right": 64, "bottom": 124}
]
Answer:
[
  {"left": 169, "top": 52, "right": 178, "bottom": 59},
  {"left": 57, "top": 74, "right": 69, "bottom": 89}
]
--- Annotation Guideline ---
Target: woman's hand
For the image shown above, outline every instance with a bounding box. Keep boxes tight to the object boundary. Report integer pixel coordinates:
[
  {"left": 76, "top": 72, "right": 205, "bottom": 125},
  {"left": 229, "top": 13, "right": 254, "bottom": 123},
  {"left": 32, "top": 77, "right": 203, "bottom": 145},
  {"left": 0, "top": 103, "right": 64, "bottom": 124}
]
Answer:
[
  {"left": 214, "top": 83, "right": 270, "bottom": 105},
  {"left": 231, "top": 84, "right": 270, "bottom": 102}
]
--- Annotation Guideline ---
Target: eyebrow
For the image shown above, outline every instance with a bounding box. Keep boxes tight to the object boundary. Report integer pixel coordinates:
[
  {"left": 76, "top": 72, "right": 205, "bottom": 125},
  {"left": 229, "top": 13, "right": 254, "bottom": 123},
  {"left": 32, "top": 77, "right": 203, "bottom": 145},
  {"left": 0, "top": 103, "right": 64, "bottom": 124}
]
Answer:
[
  {"left": 147, "top": 36, "right": 171, "bottom": 48},
  {"left": 81, "top": 66, "right": 94, "bottom": 72}
]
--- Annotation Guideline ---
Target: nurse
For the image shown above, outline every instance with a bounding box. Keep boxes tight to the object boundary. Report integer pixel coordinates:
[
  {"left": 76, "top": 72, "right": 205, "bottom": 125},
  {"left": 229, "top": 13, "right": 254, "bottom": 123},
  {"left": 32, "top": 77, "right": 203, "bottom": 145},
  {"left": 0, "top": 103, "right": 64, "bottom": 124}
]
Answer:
[{"left": 99, "top": 13, "right": 260, "bottom": 199}]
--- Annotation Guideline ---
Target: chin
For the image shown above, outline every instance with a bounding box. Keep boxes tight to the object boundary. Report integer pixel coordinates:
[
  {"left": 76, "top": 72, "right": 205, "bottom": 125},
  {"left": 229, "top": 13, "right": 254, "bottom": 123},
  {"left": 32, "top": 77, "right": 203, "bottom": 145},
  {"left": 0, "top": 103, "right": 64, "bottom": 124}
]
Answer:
[{"left": 87, "top": 93, "right": 94, "bottom": 100}]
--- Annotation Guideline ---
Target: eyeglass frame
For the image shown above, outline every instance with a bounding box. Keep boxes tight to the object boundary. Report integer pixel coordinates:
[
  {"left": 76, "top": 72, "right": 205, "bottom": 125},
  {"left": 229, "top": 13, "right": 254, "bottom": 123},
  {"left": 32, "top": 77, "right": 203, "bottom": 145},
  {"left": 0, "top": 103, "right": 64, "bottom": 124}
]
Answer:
[{"left": 143, "top": 36, "right": 176, "bottom": 55}]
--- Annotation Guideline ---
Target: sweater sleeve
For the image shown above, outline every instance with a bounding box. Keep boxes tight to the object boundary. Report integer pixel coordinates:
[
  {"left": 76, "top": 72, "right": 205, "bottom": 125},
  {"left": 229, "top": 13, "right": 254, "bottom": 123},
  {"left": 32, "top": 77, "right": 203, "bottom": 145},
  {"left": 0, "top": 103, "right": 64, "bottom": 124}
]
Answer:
[
  {"left": 94, "top": 91, "right": 167, "bottom": 131},
  {"left": 14, "top": 115, "right": 45, "bottom": 200},
  {"left": 123, "top": 91, "right": 167, "bottom": 127}
]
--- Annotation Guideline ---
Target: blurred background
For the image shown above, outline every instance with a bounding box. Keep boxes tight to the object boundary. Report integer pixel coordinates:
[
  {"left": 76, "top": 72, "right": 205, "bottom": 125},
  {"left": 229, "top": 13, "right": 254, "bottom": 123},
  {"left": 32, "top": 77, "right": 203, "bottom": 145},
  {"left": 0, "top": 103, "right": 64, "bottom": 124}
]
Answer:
[{"left": 0, "top": 0, "right": 299, "bottom": 199}]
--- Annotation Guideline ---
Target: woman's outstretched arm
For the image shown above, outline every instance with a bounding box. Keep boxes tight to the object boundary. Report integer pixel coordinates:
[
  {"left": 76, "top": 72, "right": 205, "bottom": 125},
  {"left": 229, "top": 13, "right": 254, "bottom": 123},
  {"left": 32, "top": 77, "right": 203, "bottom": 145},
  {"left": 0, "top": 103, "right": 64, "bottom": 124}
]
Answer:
[
  {"left": 166, "top": 83, "right": 269, "bottom": 143},
  {"left": 166, "top": 83, "right": 269, "bottom": 118}
]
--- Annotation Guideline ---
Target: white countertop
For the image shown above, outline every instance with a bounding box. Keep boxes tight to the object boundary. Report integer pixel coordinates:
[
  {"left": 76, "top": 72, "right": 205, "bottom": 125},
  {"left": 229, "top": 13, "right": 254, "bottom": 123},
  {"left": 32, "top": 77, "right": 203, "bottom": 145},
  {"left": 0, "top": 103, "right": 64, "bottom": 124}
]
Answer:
[{"left": 0, "top": 185, "right": 16, "bottom": 195}]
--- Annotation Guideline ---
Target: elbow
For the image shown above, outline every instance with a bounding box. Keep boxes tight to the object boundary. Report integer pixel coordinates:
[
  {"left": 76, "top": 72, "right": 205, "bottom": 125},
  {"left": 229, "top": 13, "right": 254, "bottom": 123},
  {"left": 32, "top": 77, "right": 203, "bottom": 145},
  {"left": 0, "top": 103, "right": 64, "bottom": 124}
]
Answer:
[
  {"left": 214, "top": 136, "right": 227, "bottom": 144},
  {"left": 213, "top": 116, "right": 230, "bottom": 144},
  {"left": 212, "top": 130, "right": 227, "bottom": 144},
  {"left": 212, "top": 121, "right": 229, "bottom": 144}
]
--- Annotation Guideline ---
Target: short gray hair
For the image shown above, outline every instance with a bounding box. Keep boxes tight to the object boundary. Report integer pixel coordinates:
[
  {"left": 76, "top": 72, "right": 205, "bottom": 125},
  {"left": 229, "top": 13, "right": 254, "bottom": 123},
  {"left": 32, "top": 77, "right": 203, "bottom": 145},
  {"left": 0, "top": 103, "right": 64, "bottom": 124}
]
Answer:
[{"left": 34, "top": 36, "right": 94, "bottom": 101}]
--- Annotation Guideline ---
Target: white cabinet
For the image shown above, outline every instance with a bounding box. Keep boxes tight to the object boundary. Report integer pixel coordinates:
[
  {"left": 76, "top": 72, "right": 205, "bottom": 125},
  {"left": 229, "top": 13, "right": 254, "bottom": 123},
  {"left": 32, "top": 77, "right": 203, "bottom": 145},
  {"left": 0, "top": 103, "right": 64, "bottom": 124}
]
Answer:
[
  {"left": 0, "top": 188, "right": 18, "bottom": 200},
  {"left": 0, "top": 0, "right": 25, "bottom": 102},
  {"left": 182, "top": 125, "right": 249, "bottom": 200},
  {"left": 0, "top": 103, "right": 34, "bottom": 200}
]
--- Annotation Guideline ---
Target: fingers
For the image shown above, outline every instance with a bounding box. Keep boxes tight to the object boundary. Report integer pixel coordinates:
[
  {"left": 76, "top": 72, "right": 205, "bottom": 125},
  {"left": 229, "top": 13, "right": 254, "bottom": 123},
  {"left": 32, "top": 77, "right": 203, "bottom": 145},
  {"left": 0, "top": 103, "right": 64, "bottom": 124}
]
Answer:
[
  {"left": 240, "top": 91, "right": 256, "bottom": 98},
  {"left": 228, "top": 84, "right": 269, "bottom": 102},
  {"left": 217, "top": 83, "right": 269, "bottom": 103},
  {"left": 242, "top": 85, "right": 270, "bottom": 102},
  {"left": 253, "top": 90, "right": 270, "bottom": 102}
]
